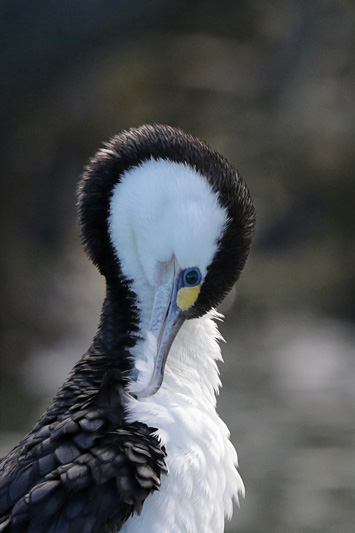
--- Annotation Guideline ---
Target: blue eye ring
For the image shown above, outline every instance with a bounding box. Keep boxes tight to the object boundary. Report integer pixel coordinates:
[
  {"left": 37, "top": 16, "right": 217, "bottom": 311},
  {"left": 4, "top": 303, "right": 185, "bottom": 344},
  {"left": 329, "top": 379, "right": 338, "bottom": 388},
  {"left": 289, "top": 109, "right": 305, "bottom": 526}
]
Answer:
[{"left": 182, "top": 267, "right": 202, "bottom": 287}]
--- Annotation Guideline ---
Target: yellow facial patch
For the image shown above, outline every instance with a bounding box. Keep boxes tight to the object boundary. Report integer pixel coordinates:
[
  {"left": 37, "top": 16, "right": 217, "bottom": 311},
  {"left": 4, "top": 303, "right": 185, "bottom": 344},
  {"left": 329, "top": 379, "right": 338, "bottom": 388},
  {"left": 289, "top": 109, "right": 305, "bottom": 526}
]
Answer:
[{"left": 176, "top": 285, "right": 200, "bottom": 311}]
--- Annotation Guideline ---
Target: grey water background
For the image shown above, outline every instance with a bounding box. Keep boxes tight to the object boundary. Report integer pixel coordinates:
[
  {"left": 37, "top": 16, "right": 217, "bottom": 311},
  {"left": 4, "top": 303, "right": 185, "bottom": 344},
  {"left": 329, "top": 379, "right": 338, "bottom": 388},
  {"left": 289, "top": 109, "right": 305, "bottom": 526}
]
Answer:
[{"left": 1, "top": 1, "right": 354, "bottom": 531}]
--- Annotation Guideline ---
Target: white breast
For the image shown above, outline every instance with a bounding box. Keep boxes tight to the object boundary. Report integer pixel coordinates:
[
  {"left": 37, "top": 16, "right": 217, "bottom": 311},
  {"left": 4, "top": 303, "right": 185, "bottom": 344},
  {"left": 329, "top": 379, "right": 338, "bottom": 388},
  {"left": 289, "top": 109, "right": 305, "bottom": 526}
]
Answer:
[{"left": 120, "top": 312, "right": 244, "bottom": 533}]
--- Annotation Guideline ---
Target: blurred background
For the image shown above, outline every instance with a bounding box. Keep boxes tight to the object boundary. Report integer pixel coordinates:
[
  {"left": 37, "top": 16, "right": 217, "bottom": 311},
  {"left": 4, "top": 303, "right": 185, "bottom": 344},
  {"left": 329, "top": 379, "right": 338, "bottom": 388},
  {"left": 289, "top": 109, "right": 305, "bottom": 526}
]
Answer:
[{"left": 1, "top": 1, "right": 354, "bottom": 531}]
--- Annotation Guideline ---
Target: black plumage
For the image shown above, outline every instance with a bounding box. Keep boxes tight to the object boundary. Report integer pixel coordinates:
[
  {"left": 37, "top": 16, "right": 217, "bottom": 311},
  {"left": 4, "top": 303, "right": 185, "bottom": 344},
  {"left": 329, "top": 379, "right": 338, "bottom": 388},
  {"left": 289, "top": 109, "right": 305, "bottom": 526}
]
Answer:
[
  {"left": 0, "top": 124, "right": 255, "bottom": 532},
  {"left": 0, "top": 371, "right": 166, "bottom": 532}
]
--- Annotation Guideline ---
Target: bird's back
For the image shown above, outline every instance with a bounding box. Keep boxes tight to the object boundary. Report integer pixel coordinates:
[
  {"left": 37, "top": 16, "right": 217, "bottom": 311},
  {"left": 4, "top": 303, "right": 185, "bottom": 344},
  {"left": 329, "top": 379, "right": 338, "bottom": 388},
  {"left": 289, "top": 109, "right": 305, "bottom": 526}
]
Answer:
[{"left": 0, "top": 369, "right": 166, "bottom": 532}]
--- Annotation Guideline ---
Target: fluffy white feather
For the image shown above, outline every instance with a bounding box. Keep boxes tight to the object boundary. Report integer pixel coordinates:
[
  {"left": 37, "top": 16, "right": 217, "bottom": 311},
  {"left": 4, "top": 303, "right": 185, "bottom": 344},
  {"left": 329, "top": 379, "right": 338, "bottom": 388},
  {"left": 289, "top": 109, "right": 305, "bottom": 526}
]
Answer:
[{"left": 121, "top": 311, "right": 244, "bottom": 533}]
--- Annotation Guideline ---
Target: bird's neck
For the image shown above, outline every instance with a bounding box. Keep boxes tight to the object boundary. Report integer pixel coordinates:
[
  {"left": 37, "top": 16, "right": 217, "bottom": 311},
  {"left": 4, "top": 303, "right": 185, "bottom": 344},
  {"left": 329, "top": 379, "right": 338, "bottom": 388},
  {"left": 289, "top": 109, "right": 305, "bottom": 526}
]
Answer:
[
  {"left": 43, "top": 280, "right": 223, "bottom": 423},
  {"left": 42, "top": 282, "right": 140, "bottom": 420}
]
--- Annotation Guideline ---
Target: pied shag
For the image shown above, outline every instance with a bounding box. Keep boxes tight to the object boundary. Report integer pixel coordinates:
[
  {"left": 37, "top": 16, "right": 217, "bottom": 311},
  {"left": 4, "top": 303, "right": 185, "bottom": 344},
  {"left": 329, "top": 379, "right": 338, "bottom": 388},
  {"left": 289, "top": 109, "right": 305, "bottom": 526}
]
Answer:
[{"left": 0, "top": 124, "right": 255, "bottom": 532}]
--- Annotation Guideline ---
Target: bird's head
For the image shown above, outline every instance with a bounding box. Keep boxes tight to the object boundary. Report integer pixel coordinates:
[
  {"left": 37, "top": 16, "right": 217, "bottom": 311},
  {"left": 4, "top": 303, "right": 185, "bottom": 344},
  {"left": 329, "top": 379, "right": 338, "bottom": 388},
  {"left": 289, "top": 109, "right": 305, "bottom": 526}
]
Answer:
[{"left": 78, "top": 125, "right": 255, "bottom": 397}]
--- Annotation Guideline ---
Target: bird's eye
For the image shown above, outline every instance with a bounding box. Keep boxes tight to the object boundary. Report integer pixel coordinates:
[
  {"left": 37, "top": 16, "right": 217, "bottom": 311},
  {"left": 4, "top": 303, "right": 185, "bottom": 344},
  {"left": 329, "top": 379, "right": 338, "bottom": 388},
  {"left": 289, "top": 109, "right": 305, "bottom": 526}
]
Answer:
[{"left": 183, "top": 268, "right": 202, "bottom": 287}]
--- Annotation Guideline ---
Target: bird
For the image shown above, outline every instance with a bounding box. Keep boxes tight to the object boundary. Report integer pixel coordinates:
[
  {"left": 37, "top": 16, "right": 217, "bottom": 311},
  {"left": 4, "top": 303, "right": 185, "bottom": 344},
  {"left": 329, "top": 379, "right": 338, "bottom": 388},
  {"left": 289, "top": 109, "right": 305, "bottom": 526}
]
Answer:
[{"left": 0, "top": 124, "right": 255, "bottom": 533}]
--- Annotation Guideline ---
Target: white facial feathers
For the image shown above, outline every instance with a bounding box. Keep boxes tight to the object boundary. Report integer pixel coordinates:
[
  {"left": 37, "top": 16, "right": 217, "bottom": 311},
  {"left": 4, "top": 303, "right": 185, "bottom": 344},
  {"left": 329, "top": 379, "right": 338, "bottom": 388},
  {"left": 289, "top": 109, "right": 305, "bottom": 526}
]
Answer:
[{"left": 108, "top": 158, "right": 228, "bottom": 290}]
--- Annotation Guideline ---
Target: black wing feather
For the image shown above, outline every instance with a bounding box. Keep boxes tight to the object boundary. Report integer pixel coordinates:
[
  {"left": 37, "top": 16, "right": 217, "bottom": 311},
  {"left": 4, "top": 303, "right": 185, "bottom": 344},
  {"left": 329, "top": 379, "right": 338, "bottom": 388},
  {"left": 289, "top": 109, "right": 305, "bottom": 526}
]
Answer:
[{"left": 0, "top": 371, "right": 166, "bottom": 532}]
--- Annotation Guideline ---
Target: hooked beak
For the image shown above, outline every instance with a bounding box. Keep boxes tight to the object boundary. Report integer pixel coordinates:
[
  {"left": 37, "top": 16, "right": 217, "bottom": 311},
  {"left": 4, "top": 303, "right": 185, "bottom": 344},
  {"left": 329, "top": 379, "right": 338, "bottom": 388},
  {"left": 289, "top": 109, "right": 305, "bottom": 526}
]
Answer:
[{"left": 134, "top": 256, "right": 199, "bottom": 398}]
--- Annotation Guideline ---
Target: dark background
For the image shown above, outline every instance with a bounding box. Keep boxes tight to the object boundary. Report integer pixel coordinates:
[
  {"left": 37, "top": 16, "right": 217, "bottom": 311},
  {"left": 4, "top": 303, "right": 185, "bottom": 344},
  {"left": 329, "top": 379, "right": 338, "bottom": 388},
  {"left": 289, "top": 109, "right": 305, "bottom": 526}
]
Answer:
[{"left": 1, "top": 1, "right": 354, "bottom": 531}]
